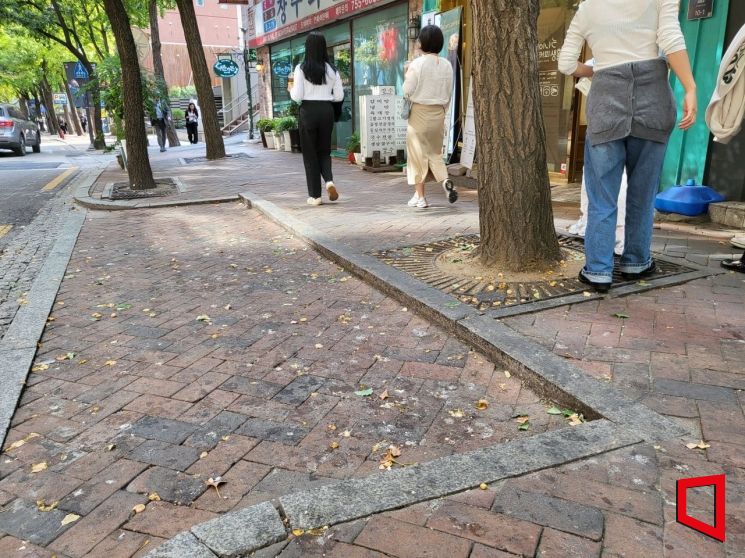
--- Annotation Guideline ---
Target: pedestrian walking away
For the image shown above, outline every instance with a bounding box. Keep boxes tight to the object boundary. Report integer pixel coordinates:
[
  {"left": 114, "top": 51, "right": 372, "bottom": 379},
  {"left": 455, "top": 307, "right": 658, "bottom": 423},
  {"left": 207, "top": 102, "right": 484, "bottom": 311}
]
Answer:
[
  {"left": 80, "top": 111, "right": 87, "bottom": 133},
  {"left": 404, "top": 25, "right": 457, "bottom": 210},
  {"left": 153, "top": 98, "right": 170, "bottom": 152},
  {"left": 558, "top": 0, "right": 697, "bottom": 293},
  {"left": 185, "top": 102, "right": 199, "bottom": 144},
  {"left": 290, "top": 31, "right": 344, "bottom": 206},
  {"left": 58, "top": 117, "right": 67, "bottom": 139}
]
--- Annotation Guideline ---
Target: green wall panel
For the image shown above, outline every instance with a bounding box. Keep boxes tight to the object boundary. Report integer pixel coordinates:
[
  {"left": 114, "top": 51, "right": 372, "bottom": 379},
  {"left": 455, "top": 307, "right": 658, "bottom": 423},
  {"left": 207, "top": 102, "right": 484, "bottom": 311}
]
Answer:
[{"left": 661, "top": 0, "right": 730, "bottom": 190}]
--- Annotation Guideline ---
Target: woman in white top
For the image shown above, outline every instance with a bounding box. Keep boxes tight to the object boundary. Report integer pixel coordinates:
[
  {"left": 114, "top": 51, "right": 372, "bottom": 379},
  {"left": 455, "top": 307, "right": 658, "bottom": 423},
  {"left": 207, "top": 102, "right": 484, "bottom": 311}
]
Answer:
[
  {"left": 403, "top": 25, "right": 456, "bottom": 209},
  {"left": 558, "top": 0, "right": 696, "bottom": 293},
  {"left": 290, "top": 32, "right": 344, "bottom": 206}
]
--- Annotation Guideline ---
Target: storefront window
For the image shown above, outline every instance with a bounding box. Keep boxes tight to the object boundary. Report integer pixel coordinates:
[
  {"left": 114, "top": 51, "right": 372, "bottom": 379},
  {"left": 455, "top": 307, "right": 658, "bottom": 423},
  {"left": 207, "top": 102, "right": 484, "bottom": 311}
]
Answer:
[
  {"left": 270, "top": 37, "right": 306, "bottom": 116},
  {"left": 352, "top": 3, "right": 408, "bottom": 131},
  {"left": 538, "top": 0, "right": 580, "bottom": 176}
]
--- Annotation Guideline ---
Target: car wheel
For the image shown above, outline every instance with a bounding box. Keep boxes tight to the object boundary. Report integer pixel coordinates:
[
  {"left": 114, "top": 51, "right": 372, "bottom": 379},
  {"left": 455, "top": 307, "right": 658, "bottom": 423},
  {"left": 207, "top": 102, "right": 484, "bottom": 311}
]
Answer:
[
  {"left": 32, "top": 133, "right": 41, "bottom": 153},
  {"left": 14, "top": 135, "right": 26, "bottom": 156}
]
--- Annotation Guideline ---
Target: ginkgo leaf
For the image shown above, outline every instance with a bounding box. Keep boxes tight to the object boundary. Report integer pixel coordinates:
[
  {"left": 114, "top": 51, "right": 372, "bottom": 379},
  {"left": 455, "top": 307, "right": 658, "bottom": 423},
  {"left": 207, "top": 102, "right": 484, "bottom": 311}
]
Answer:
[
  {"left": 106, "top": 443, "right": 116, "bottom": 451},
  {"left": 518, "top": 421, "right": 531, "bottom": 431},
  {"left": 31, "top": 462, "right": 48, "bottom": 473},
  {"left": 613, "top": 313, "right": 630, "bottom": 319},
  {"left": 504, "top": 370, "right": 511, "bottom": 378},
  {"left": 475, "top": 399, "right": 489, "bottom": 410},
  {"left": 148, "top": 492, "right": 161, "bottom": 501},
  {"left": 314, "top": 343, "right": 324, "bottom": 349},
  {"left": 515, "top": 416, "right": 530, "bottom": 425},
  {"left": 115, "top": 303, "right": 132, "bottom": 311},
  {"left": 61, "top": 513, "right": 80, "bottom": 526},
  {"left": 206, "top": 477, "right": 226, "bottom": 498},
  {"left": 686, "top": 440, "right": 710, "bottom": 450},
  {"left": 379, "top": 390, "right": 389, "bottom": 400},
  {"left": 104, "top": 360, "right": 117, "bottom": 366},
  {"left": 292, "top": 528, "right": 305, "bottom": 536},
  {"left": 329, "top": 441, "right": 340, "bottom": 450},
  {"left": 448, "top": 409, "right": 465, "bottom": 418},
  {"left": 200, "top": 451, "right": 209, "bottom": 459},
  {"left": 196, "top": 315, "right": 211, "bottom": 322},
  {"left": 56, "top": 353, "right": 75, "bottom": 361},
  {"left": 5, "top": 432, "right": 39, "bottom": 452},
  {"left": 327, "top": 424, "right": 337, "bottom": 431},
  {"left": 342, "top": 430, "right": 351, "bottom": 438},
  {"left": 31, "top": 363, "right": 49, "bottom": 373},
  {"left": 546, "top": 407, "right": 563, "bottom": 415},
  {"left": 355, "top": 388, "right": 373, "bottom": 397},
  {"left": 37, "top": 499, "right": 59, "bottom": 512},
  {"left": 479, "top": 483, "right": 488, "bottom": 490},
  {"left": 132, "top": 504, "right": 146, "bottom": 514},
  {"left": 91, "top": 313, "right": 102, "bottom": 320}
]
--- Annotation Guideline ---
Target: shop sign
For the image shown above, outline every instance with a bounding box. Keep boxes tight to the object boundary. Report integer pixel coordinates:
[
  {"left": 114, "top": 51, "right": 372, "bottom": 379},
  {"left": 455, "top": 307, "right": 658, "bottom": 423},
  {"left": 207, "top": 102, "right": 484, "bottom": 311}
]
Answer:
[
  {"left": 359, "top": 93, "right": 406, "bottom": 158},
  {"left": 687, "top": 0, "right": 714, "bottom": 20},
  {"left": 53, "top": 93, "right": 68, "bottom": 105},
  {"left": 272, "top": 60, "right": 293, "bottom": 77},
  {"left": 213, "top": 58, "right": 240, "bottom": 78},
  {"left": 249, "top": 0, "right": 398, "bottom": 48}
]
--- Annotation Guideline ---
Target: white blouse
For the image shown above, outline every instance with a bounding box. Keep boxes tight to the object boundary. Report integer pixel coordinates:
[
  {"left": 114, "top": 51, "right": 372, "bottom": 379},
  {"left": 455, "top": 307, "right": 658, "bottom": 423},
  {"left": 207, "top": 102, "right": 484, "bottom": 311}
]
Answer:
[
  {"left": 403, "top": 54, "right": 453, "bottom": 106},
  {"left": 558, "top": 0, "right": 686, "bottom": 75},
  {"left": 290, "top": 64, "right": 344, "bottom": 102}
]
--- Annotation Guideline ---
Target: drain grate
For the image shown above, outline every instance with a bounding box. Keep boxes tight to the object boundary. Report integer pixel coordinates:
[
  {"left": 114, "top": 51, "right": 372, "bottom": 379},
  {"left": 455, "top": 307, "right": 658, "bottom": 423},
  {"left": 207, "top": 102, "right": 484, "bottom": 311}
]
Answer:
[{"left": 373, "top": 234, "right": 697, "bottom": 313}]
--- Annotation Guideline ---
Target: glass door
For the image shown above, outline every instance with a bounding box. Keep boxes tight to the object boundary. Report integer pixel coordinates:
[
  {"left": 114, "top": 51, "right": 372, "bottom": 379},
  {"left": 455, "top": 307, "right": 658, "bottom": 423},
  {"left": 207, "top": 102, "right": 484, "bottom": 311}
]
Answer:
[{"left": 329, "top": 42, "right": 353, "bottom": 151}]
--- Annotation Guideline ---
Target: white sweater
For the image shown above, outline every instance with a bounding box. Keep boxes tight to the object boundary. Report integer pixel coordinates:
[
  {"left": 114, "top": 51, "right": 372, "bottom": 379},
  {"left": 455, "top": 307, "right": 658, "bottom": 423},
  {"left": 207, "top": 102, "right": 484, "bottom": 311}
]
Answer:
[
  {"left": 558, "top": 0, "right": 686, "bottom": 75},
  {"left": 290, "top": 64, "right": 344, "bottom": 102},
  {"left": 403, "top": 54, "right": 453, "bottom": 106},
  {"left": 706, "top": 23, "right": 745, "bottom": 144}
]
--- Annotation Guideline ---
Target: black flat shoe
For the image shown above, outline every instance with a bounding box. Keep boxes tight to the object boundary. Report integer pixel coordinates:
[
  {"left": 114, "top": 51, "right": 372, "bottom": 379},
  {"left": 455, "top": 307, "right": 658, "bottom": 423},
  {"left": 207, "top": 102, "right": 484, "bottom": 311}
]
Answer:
[
  {"left": 443, "top": 179, "right": 458, "bottom": 203},
  {"left": 578, "top": 271, "right": 611, "bottom": 293},
  {"left": 621, "top": 260, "right": 657, "bottom": 281},
  {"left": 721, "top": 259, "right": 745, "bottom": 273}
]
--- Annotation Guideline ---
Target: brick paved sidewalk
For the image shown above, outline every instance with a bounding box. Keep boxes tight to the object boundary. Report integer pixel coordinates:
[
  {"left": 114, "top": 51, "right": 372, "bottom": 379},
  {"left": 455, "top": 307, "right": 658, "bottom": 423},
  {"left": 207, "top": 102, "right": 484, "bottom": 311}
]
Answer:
[{"left": 0, "top": 204, "right": 566, "bottom": 557}]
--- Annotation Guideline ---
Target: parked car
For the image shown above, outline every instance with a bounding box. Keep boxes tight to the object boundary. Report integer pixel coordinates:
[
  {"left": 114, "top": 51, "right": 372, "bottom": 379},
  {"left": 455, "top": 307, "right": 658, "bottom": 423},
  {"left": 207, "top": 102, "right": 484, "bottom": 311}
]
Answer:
[{"left": 0, "top": 104, "right": 41, "bottom": 156}]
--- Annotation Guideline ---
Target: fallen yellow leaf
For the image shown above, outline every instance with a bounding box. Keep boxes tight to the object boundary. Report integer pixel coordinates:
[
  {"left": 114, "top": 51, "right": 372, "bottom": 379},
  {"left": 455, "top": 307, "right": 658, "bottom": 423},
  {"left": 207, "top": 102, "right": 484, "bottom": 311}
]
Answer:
[
  {"left": 37, "top": 500, "right": 59, "bottom": 512},
  {"left": 448, "top": 409, "right": 465, "bottom": 418},
  {"left": 475, "top": 399, "right": 489, "bottom": 411},
  {"left": 31, "top": 462, "right": 48, "bottom": 473},
  {"left": 31, "top": 363, "right": 49, "bottom": 373},
  {"left": 132, "top": 504, "right": 146, "bottom": 514},
  {"left": 686, "top": 440, "right": 711, "bottom": 450},
  {"left": 206, "top": 477, "right": 226, "bottom": 498},
  {"left": 200, "top": 451, "right": 209, "bottom": 459},
  {"left": 104, "top": 360, "right": 117, "bottom": 366},
  {"left": 61, "top": 513, "right": 80, "bottom": 526},
  {"left": 292, "top": 529, "right": 305, "bottom": 537},
  {"left": 329, "top": 441, "right": 340, "bottom": 450},
  {"left": 5, "top": 432, "right": 40, "bottom": 452},
  {"left": 479, "top": 483, "right": 488, "bottom": 490},
  {"left": 504, "top": 370, "right": 511, "bottom": 378},
  {"left": 515, "top": 415, "right": 530, "bottom": 424},
  {"left": 148, "top": 492, "right": 161, "bottom": 501},
  {"left": 379, "top": 390, "right": 389, "bottom": 400}
]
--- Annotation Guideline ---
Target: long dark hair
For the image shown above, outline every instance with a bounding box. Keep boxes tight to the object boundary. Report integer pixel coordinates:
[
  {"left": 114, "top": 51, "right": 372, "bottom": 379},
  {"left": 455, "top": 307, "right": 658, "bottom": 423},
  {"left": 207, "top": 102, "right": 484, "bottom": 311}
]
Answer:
[{"left": 301, "top": 32, "right": 335, "bottom": 85}]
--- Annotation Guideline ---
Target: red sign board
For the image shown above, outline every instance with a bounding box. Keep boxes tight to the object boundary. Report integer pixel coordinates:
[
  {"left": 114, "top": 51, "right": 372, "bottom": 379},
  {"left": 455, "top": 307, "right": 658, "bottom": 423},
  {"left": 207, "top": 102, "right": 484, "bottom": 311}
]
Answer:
[{"left": 249, "top": 0, "right": 393, "bottom": 48}]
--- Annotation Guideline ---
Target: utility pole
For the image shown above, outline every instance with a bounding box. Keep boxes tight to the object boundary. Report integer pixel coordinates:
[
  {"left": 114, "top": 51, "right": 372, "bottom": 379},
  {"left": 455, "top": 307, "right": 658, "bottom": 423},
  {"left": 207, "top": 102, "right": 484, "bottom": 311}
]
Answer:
[{"left": 240, "top": 27, "right": 255, "bottom": 140}]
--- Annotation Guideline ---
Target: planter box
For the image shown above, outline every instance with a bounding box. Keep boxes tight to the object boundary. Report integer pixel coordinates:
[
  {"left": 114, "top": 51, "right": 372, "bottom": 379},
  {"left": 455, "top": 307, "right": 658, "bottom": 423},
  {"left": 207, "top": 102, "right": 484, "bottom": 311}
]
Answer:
[
  {"left": 283, "top": 131, "right": 292, "bottom": 152},
  {"left": 354, "top": 153, "right": 364, "bottom": 165},
  {"left": 271, "top": 132, "right": 283, "bottom": 150},
  {"left": 265, "top": 132, "right": 275, "bottom": 149},
  {"left": 260, "top": 130, "right": 268, "bottom": 148}
]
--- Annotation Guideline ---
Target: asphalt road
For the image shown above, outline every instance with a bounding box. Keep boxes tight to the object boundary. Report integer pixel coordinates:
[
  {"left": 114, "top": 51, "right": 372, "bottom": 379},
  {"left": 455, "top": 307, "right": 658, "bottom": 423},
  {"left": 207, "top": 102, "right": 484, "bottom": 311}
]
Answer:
[{"left": 0, "top": 135, "right": 81, "bottom": 247}]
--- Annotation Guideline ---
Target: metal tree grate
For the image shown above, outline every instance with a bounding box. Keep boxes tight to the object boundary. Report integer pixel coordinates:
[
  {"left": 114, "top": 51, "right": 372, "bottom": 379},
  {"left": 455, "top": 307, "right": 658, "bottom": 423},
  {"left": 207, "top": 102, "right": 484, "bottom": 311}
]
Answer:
[
  {"left": 373, "top": 234, "right": 696, "bottom": 313},
  {"left": 181, "top": 152, "right": 253, "bottom": 165}
]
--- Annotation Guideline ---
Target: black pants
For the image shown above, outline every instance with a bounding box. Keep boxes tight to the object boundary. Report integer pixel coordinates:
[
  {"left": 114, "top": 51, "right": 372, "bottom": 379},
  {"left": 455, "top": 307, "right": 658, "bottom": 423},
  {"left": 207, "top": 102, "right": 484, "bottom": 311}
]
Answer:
[
  {"left": 155, "top": 119, "right": 167, "bottom": 149},
  {"left": 186, "top": 122, "right": 198, "bottom": 144},
  {"left": 299, "top": 101, "right": 334, "bottom": 198}
]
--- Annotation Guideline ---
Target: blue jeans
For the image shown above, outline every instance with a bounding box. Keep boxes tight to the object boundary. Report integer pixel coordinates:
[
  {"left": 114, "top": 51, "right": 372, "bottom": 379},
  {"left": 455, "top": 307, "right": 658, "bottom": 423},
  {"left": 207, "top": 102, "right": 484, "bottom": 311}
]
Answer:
[{"left": 582, "top": 136, "right": 668, "bottom": 283}]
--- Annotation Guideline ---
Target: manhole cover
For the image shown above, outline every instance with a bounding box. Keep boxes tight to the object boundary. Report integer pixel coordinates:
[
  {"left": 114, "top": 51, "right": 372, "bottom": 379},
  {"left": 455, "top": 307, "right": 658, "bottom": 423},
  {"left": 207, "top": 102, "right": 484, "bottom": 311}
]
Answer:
[
  {"left": 373, "top": 234, "right": 696, "bottom": 312},
  {"left": 108, "top": 178, "right": 179, "bottom": 200},
  {"left": 181, "top": 152, "right": 253, "bottom": 165}
]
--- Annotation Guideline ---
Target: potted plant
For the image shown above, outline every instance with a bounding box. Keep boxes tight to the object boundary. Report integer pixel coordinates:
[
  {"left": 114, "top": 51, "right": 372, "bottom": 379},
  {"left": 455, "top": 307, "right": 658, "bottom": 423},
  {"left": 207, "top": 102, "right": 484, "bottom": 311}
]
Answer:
[
  {"left": 276, "top": 116, "right": 296, "bottom": 153},
  {"left": 257, "top": 118, "right": 274, "bottom": 148},
  {"left": 346, "top": 131, "right": 362, "bottom": 165},
  {"left": 271, "top": 118, "right": 284, "bottom": 150}
]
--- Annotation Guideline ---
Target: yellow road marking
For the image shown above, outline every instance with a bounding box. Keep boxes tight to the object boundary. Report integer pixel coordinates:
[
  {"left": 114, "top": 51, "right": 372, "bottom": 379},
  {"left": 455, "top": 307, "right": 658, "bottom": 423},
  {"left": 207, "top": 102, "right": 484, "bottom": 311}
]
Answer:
[
  {"left": 41, "top": 166, "right": 78, "bottom": 192},
  {"left": 0, "top": 224, "right": 12, "bottom": 239}
]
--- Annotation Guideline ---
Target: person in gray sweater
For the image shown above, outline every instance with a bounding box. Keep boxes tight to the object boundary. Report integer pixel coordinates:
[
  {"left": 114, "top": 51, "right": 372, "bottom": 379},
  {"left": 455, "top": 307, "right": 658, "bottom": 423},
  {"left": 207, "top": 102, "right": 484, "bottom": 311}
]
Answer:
[{"left": 558, "top": 0, "right": 697, "bottom": 293}]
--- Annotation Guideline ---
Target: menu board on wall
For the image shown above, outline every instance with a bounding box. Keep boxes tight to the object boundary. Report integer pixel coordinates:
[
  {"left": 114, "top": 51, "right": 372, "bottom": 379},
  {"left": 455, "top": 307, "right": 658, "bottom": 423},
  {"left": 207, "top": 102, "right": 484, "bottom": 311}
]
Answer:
[
  {"left": 439, "top": 7, "right": 462, "bottom": 157},
  {"left": 360, "top": 94, "right": 406, "bottom": 158},
  {"left": 461, "top": 78, "right": 476, "bottom": 169}
]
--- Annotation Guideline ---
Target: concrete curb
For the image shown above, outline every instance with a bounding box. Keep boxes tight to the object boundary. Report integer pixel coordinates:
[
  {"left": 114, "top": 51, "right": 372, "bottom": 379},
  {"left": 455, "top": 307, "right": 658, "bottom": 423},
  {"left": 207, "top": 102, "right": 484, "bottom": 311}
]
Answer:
[
  {"left": 74, "top": 182, "right": 240, "bottom": 211},
  {"left": 146, "top": 420, "right": 640, "bottom": 557},
  {"left": 240, "top": 191, "right": 687, "bottom": 443},
  {"left": 0, "top": 169, "right": 99, "bottom": 447}
]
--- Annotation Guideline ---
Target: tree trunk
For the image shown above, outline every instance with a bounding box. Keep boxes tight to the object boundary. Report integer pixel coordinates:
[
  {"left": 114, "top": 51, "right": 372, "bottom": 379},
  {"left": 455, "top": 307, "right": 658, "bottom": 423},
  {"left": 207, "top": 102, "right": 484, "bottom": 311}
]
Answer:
[
  {"left": 149, "top": 0, "right": 180, "bottom": 147},
  {"left": 18, "top": 92, "right": 30, "bottom": 120},
  {"left": 63, "top": 77, "right": 84, "bottom": 136},
  {"left": 40, "top": 78, "right": 59, "bottom": 134},
  {"left": 62, "top": 98, "right": 72, "bottom": 131},
  {"left": 83, "top": 64, "right": 107, "bottom": 150},
  {"left": 175, "top": 0, "right": 225, "bottom": 159},
  {"left": 472, "top": 0, "right": 561, "bottom": 272},
  {"left": 102, "top": 0, "right": 157, "bottom": 190}
]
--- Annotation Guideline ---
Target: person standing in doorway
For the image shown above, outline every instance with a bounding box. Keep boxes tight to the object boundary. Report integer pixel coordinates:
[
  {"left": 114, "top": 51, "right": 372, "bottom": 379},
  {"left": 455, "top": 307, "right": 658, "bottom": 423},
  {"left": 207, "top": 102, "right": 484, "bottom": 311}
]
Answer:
[
  {"left": 290, "top": 32, "right": 344, "bottom": 206},
  {"left": 154, "top": 97, "right": 170, "bottom": 152},
  {"left": 558, "top": 0, "right": 696, "bottom": 293},
  {"left": 185, "top": 102, "right": 199, "bottom": 144},
  {"left": 404, "top": 25, "right": 456, "bottom": 209}
]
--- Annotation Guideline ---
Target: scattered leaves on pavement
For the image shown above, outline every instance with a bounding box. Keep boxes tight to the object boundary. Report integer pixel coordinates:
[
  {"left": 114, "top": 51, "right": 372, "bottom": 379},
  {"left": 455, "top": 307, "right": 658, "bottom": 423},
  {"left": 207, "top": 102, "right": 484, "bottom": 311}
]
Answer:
[
  {"left": 55, "top": 352, "right": 75, "bottom": 361},
  {"left": 354, "top": 388, "right": 373, "bottom": 397},
  {"left": 5, "top": 432, "right": 39, "bottom": 452},
  {"left": 61, "top": 513, "right": 80, "bottom": 526},
  {"left": 546, "top": 406, "right": 563, "bottom": 415},
  {"left": 31, "top": 462, "right": 48, "bottom": 473},
  {"left": 31, "top": 363, "right": 50, "bottom": 373},
  {"left": 379, "top": 445, "right": 402, "bottom": 470},
  {"left": 686, "top": 440, "right": 711, "bottom": 450},
  {"left": 448, "top": 409, "right": 465, "bottom": 418}
]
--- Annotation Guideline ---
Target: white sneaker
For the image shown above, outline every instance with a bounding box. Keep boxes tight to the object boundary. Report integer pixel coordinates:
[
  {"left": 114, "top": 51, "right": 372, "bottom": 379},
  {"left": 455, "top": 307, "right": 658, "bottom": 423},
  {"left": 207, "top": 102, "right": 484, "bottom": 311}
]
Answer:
[
  {"left": 407, "top": 194, "right": 420, "bottom": 207},
  {"left": 416, "top": 197, "right": 429, "bottom": 209},
  {"left": 307, "top": 197, "right": 322, "bottom": 206},
  {"left": 325, "top": 182, "right": 339, "bottom": 202},
  {"left": 731, "top": 235, "right": 745, "bottom": 249}
]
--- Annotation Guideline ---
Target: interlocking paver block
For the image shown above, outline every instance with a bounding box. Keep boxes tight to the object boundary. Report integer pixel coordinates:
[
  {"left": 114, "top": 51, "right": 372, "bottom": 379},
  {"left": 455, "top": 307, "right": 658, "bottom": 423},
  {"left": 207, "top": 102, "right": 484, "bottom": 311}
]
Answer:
[
  {"left": 236, "top": 417, "right": 310, "bottom": 445},
  {"left": 130, "top": 415, "right": 197, "bottom": 444},
  {"left": 191, "top": 501, "right": 286, "bottom": 557},
  {"left": 144, "top": 532, "right": 217, "bottom": 558},
  {"left": 128, "top": 439, "right": 200, "bottom": 470},
  {"left": 0, "top": 498, "right": 72, "bottom": 545}
]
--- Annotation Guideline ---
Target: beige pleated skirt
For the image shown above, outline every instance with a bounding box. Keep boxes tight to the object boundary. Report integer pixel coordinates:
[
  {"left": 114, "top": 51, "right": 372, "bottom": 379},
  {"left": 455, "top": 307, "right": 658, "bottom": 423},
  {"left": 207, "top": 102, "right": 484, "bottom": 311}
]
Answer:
[{"left": 406, "top": 103, "right": 448, "bottom": 185}]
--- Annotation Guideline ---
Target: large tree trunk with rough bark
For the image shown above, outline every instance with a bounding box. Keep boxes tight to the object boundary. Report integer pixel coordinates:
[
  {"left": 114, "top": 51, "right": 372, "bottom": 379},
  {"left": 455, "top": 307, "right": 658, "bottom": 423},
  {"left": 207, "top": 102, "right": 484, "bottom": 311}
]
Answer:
[
  {"left": 149, "top": 0, "right": 180, "bottom": 147},
  {"left": 63, "top": 77, "right": 84, "bottom": 136},
  {"left": 175, "top": 0, "right": 225, "bottom": 159},
  {"left": 472, "top": 0, "right": 561, "bottom": 272},
  {"left": 102, "top": 0, "right": 157, "bottom": 189},
  {"left": 40, "top": 78, "right": 59, "bottom": 134}
]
